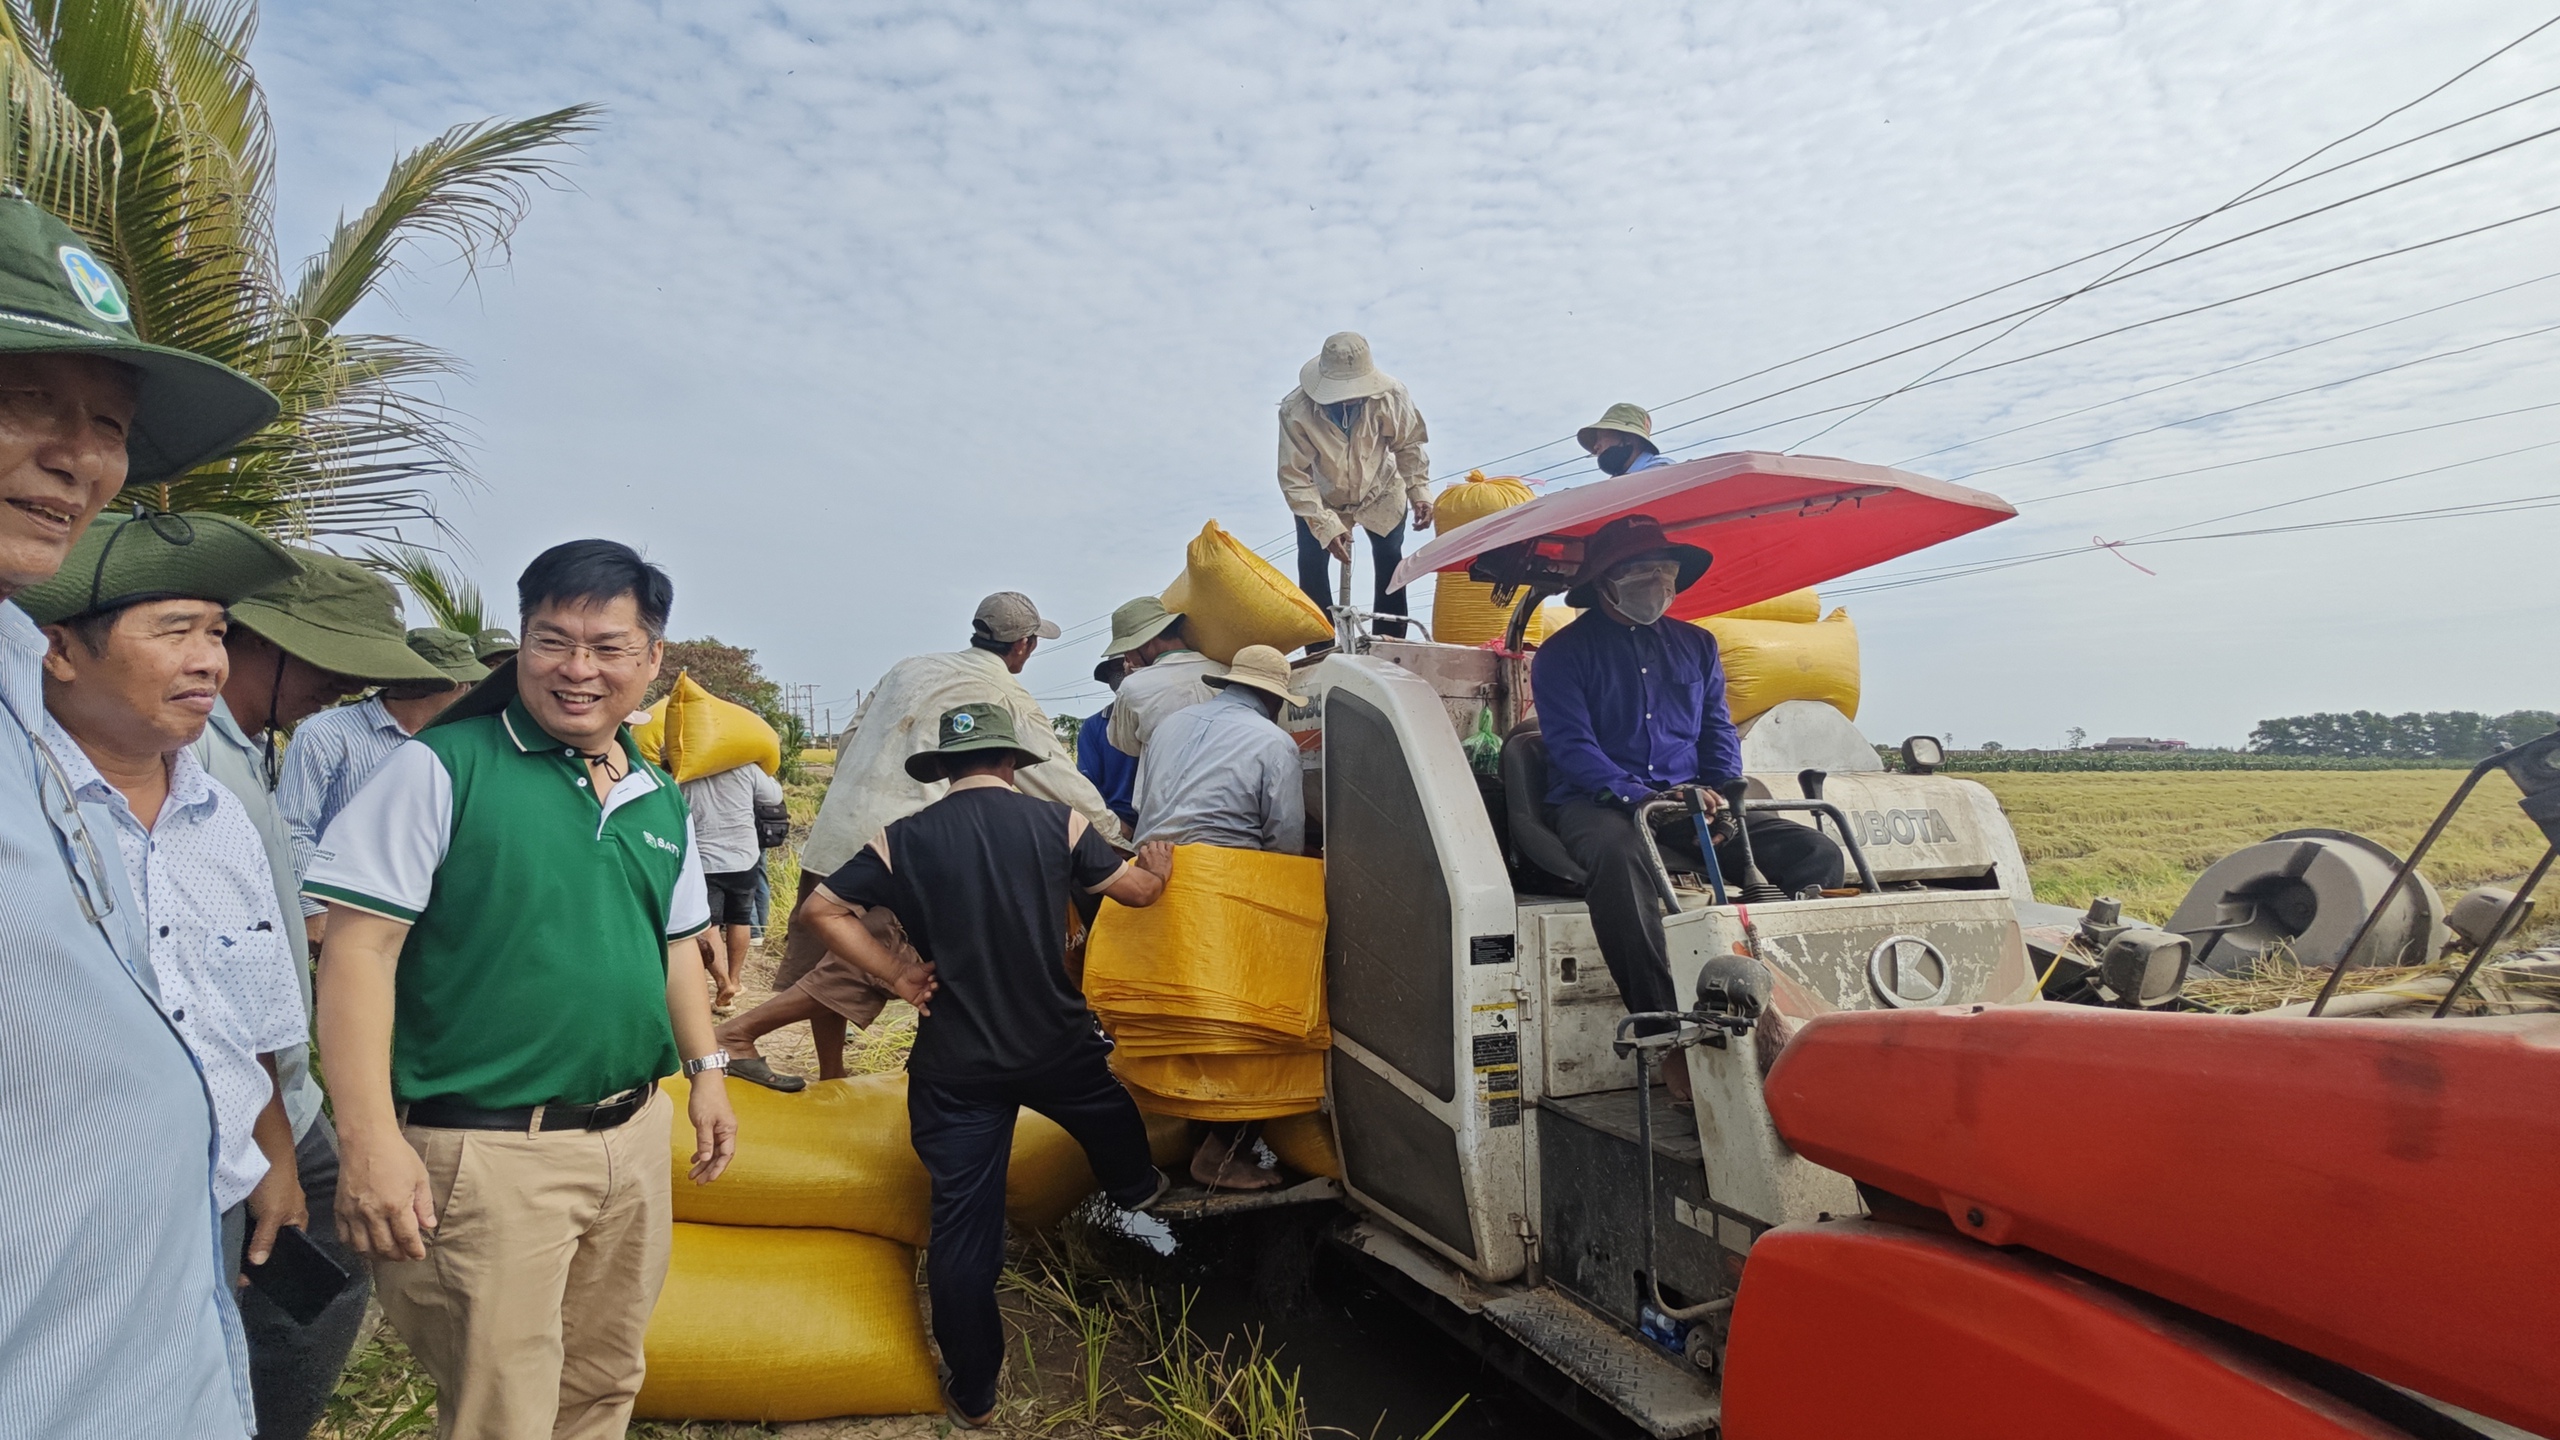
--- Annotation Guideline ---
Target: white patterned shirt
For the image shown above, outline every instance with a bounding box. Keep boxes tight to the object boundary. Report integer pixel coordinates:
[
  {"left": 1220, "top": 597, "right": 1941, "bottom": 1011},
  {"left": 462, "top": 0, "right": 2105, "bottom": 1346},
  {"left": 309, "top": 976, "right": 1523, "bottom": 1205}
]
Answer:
[
  {"left": 44, "top": 716, "right": 306, "bottom": 1211},
  {"left": 276, "top": 694, "right": 414, "bottom": 915}
]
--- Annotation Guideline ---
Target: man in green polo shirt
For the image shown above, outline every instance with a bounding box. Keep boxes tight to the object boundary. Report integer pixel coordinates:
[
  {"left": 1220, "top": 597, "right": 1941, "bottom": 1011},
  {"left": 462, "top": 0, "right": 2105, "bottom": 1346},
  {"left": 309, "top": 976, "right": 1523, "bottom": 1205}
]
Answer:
[{"left": 306, "top": 538, "right": 737, "bottom": 1440}]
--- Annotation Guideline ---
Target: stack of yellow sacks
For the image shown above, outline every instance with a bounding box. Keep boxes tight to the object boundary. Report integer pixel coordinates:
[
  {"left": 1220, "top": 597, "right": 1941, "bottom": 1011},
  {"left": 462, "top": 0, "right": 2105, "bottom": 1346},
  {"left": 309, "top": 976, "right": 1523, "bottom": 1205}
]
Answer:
[
  {"left": 633, "top": 671, "right": 782, "bottom": 781},
  {"left": 635, "top": 1074, "right": 1101, "bottom": 1423},
  {"left": 1429, "top": 471, "right": 1572, "bottom": 647},
  {"left": 1086, "top": 847, "right": 1331, "bottom": 1124},
  {"left": 1692, "top": 588, "right": 1862, "bottom": 723}
]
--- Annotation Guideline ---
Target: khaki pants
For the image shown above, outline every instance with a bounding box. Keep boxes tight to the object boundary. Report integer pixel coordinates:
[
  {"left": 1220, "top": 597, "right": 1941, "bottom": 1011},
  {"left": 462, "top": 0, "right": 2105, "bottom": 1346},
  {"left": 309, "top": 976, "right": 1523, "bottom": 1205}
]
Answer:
[{"left": 376, "top": 1090, "right": 673, "bottom": 1440}]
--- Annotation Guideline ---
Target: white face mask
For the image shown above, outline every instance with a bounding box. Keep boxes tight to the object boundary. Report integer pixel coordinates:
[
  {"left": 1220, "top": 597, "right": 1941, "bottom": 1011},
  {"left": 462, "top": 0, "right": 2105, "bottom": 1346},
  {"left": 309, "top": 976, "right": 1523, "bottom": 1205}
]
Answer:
[{"left": 1600, "top": 560, "right": 1680, "bottom": 625}]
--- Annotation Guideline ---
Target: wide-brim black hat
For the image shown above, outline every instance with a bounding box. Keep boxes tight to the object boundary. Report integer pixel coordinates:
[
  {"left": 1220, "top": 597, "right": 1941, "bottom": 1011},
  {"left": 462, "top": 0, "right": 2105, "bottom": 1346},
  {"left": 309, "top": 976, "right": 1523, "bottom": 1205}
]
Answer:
[{"left": 1562, "top": 514, "right": 1712, "bottom": 610}]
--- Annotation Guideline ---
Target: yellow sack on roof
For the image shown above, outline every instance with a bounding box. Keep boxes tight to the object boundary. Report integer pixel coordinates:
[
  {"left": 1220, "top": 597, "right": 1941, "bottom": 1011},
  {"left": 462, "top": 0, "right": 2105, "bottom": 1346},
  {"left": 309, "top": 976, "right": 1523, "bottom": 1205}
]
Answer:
[
  {"left": 664, "top": 1074, "right": 1096, "bottom": 1243},
  {"left": 634, "top": 1224, "right": 940, "bottom": 1422},
  {"left": 634, "top": 672, "right": 781, "bottom": 782},
  {"left": 1162, "top": 521, "right": 1332, "bottom": 663},
  {"left": 1429, "top": 472, "right": 1565, "bottom": 648},
  {"left": 1695, "top": 606, "right": 1860, "bottom": 725},
  {"left": 1709, "top": 587, "right": 1821, "bottom": 625},
  {"left": 1088, "top": 846, "right": 1328, "bottom": 1120}
]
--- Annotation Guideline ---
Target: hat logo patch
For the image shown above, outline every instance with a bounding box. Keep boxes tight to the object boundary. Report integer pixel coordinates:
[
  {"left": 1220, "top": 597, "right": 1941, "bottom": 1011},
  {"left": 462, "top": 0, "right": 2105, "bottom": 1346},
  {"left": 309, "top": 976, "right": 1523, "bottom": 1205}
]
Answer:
[
  {"left": 57, "top": 247, "right": 127, "bottom": 324},
  {"left": 949, "top": 712, "right": 976, "bottom": 736}
]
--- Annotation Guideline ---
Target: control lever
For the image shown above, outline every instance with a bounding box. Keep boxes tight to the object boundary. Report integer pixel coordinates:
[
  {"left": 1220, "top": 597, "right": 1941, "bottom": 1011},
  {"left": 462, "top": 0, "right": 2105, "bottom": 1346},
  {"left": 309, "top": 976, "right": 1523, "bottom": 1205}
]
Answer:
[
  {"left": 1686, "top": 788, "right": 1729, "bottom": 905},
  {"left": 1717, "top": 780, "right": 1789, "bottom": 904}
]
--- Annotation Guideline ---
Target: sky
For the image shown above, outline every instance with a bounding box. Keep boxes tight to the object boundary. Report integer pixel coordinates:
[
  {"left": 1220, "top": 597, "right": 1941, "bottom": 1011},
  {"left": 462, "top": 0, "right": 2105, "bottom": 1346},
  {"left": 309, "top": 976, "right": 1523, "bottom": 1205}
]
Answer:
[{"left": 253, "top": 0, "right": 2560, "bottom": 749}]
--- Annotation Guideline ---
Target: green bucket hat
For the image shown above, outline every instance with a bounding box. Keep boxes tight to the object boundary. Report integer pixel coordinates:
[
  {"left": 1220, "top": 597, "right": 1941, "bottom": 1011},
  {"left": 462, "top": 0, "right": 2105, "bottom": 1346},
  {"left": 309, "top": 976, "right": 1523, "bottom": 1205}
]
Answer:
[
  {"left": 405, "top": 626, "right": 491, "bottom": 686},
  {"left": 472, "top": 626, "right": 519, "bottom": 663},
  {"left": 1100, "top": 595, "right": 1182, "bottom": 659},
  {"left": 229, "top": 549, "right": 448, "bottom": 685},
  {"left": 1577, "top": 402, "right": 1658, "bottom": 456},
  {"left": 0, "top": 194, "right": 279, "bottom": 483},
  {"left": 905, "top": 701, "right": 1046, "bottom": 782},
  {"left": 13, "top": 507, "right": 301, "bottom": 625}
]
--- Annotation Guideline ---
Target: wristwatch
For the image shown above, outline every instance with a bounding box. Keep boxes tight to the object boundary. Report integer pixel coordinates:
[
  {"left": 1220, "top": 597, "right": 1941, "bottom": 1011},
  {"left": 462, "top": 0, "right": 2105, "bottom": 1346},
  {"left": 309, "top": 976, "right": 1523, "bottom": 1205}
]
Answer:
[{"left": 682, "top": 1050, "right": 732, "bottom": 1079}]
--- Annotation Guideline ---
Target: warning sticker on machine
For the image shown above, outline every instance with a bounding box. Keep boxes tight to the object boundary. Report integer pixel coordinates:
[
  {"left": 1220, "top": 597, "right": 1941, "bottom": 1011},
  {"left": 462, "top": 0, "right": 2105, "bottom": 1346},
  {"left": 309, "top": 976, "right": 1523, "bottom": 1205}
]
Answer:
[{"left": 1471, "top": 1002, "right": 1522, "bottom": 1128}]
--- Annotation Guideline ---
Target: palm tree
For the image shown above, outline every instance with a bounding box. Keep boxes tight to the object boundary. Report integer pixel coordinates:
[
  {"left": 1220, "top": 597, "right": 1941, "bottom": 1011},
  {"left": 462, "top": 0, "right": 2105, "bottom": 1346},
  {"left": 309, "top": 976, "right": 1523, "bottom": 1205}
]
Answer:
[
  {"left": 0, "top": 0, "right": 596, "bottom": 542},
  {"left": 365, "top": 543, "right": 486, "bottom": 634}
]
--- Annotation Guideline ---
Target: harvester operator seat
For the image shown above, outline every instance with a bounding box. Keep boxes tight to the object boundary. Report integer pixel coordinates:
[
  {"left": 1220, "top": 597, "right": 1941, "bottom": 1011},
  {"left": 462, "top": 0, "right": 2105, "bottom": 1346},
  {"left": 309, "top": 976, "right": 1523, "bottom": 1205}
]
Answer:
[{"left": 1500, "top": 722, "right": 1588, "bottom": 892}]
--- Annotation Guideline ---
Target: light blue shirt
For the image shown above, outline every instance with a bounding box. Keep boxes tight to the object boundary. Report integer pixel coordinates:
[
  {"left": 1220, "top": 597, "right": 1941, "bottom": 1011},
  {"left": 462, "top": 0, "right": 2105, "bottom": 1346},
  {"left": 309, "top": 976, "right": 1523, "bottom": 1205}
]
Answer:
[
  {"left": 1133, "top": 687, "right": 1307, "bottom": 854},
  {"left": 277, "top": 694, "right": 412, "bottom": 914},
  {"left": 0, "top": 600, "right": 250, "bottom": 1438},
  {"left": 193, "top": 695, "right": 323, "bottom": 1137}
]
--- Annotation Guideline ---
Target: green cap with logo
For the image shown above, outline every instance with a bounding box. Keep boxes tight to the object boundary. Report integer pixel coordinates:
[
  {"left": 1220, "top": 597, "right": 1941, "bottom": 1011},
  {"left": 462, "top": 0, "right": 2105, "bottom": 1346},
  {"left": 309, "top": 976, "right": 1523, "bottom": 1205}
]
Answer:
[
  {"left": 12, "top": 507, "right": 302, "bottom": 624},
  {"left": 905, "top": 701, "right": 1047, "bottom": 782},
  {"left": 405, "top": 626, "right": 491, "bottom": 686},
  {"left": 230, "top": 549, "right": 449, "bottom": 685},
  {"left": 472, "top": 626, "right": 519, "bottom": 663},
  {"left": 0, "top": 194, "right": 279, "bottom": 483}
]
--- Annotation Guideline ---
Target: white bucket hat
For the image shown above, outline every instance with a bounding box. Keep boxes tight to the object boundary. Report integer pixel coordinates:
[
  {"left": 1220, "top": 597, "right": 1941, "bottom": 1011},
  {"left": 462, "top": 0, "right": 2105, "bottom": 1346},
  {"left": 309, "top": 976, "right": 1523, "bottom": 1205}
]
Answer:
[{"left": 1299, "top": 331, "right": 1397, "bottom": 405}]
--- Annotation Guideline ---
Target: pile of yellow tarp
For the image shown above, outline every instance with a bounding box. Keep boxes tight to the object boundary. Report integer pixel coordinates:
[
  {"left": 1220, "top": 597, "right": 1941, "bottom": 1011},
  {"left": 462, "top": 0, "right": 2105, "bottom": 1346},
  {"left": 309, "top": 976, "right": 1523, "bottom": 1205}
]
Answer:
[
  {"left": 1429, "top": 471, "right": 1569, "bottom": 647},
  {"left": 1087, "top": 846, "right": 1331, "bottom": 1121},
  {"left": 1693, "top": 591, "right": 1861, "bottom": 725},
  {"left": 633, "top": 671, "right": 782, "bottom": 782},
  {"left": 1162, "top": 520, "right": 1333, "bottom": 662},
  {"left": 635, "top": 1074, "right": 1098, "bottom": 1421}
]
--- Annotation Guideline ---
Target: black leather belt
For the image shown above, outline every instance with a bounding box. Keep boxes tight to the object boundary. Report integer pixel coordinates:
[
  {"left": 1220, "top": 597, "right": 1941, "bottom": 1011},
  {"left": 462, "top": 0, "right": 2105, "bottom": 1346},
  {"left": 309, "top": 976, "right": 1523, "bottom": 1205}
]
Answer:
[{"left": 404, "top": 1083, "right": 654, "bottom": 1134}]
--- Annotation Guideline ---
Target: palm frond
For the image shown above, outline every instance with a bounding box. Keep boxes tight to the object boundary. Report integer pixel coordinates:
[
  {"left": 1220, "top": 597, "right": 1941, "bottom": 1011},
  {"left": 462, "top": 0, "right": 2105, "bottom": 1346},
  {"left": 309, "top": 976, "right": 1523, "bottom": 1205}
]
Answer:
[
  {"left": 363, "top": 543, "right": 484, "bottom": 634},
  {"left": 291, "top": 104, "right": 598, "bottom": 327}
]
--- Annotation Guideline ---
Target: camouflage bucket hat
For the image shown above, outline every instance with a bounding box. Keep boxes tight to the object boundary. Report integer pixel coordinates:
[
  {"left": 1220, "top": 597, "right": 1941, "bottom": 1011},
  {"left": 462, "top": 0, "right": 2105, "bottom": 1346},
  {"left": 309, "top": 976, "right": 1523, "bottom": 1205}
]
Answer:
[
  {"left": 0, "top": 195, "right": 278, "bottom": 483},
  {"left": 904, "top": 701, "right": 1046, "bottom": 782}
]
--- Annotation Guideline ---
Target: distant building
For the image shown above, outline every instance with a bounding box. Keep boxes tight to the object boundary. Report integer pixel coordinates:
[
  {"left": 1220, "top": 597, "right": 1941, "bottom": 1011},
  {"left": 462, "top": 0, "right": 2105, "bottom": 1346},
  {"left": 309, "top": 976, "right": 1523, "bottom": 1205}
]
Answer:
[{"left": 2094, "top": 736, "right": 2189, "bottom": 752}]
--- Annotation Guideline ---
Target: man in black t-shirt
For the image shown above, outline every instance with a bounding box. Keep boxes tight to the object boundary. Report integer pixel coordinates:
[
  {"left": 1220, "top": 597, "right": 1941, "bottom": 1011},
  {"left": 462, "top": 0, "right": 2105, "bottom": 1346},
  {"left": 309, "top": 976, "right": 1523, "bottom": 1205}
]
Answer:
[{"left": 798, "top": 702, "right": 1173, "bottom": 1429}]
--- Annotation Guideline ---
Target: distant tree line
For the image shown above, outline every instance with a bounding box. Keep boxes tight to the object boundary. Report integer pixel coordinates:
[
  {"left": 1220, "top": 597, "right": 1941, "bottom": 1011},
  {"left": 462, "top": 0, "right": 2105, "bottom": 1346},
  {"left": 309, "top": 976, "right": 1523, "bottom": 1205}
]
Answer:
[{"left": 2246, "top": 710, "right": 2557, "bottom": 760}]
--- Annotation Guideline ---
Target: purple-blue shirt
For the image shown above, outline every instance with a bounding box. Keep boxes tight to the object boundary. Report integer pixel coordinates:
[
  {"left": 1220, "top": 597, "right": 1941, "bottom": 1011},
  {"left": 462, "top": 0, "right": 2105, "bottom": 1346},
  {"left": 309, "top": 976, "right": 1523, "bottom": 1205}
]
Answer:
[
  {"left": 1076, "top": 706, "right": 1138, "bottom": 830},
  {"left": 1532, "top": 609, "right": 1743, "bottom": 807}
]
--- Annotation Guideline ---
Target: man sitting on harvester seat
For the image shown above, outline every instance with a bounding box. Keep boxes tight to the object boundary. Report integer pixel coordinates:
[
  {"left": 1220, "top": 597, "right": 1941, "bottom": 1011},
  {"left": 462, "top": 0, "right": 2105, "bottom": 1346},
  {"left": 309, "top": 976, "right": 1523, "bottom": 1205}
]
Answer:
[
  {"left": 796, "top": 702, "right": 1174, "bottom": 1430},
  {"left": 1533, "top": 516, "right": 1844, "bottom": 1102},
  {"left": 1130, "top": 644, "right": 1309, "bottom": 1191},
  {"left": 716, "top": 592, "right": 1127, "bottom": 1091}
]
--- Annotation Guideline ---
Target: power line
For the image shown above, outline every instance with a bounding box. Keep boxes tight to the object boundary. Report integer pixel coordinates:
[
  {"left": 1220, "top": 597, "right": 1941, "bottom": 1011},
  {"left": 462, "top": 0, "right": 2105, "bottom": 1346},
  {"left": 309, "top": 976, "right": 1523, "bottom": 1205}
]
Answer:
[
  {"left": 2017, "top": 398, "right": 2560, "bottom": 505},
  {"left": 1446, "top": 23, "right": 2560, "bottom": 481}
]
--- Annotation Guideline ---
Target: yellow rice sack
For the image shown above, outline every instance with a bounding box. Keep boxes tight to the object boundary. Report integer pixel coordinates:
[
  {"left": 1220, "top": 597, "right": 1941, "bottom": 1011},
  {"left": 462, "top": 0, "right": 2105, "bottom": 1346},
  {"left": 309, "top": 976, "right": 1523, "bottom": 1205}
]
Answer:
[
  {"left": 664, "top": 1074, "right": 1097, "bottom": 1243},
  {"left": 1086, "top": 847, "right": 1328, "bottom": 1046},
  {"left": 1708, "top": 587, "right": 1821, "bottom": 625},
  {"left": 1694, "top": 607, "right": 1861, "bottom": 725},
  {"left": 1141, "top": 1108, "right": 1197, "bottom": 1167},
  {"left": 1115, "top": 1051, "right": 1328, "bottom": 1122},
  {"left": 1262, "top": 1111, "right": 1342, "bottom": 1180},
  {"left": 634, "top": 1224, "right": 940, "bottom": 1422},
  {"left": 634, "top": 671, "right": 781, "bottom": 782},
  {"left": 1161, "top": 521, "right": 1332, "bottom": 663},
  {"left": 1429, "top": 472, "right": 1557, "bottom": 648}
]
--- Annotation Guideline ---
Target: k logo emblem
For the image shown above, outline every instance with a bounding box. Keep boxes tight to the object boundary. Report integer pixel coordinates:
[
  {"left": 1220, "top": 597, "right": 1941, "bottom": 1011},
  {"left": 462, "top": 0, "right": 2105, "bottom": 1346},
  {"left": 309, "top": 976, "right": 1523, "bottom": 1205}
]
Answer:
[{"left": 57, "top": 247, "right": 128, "bottom": 324}]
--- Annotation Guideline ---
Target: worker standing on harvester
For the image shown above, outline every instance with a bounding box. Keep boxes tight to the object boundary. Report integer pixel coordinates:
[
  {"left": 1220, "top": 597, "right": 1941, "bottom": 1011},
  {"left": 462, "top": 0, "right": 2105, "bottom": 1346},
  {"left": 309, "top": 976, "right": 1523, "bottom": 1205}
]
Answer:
[
  {"left": 796, "top": 703, "right": 1175, "bottom": 1430},
  {"left": 1533, "top": 516, "right": 1844, "bottom": 1101},
  {"left": 1578, "top": 401, "right": 1672, "bottom": 476},
  {"left": 1131, "top": 644, "right": 1309, "bottom": 1191},
  {"left": 717, "top": 592, "right": 1129, "bottom": 1091},
  {"left": 1279, "top": 331, "right": 1432, "bottom": 641},
  {"left": 1103, "top": 594, "right": 1223, "bottom": 757}
]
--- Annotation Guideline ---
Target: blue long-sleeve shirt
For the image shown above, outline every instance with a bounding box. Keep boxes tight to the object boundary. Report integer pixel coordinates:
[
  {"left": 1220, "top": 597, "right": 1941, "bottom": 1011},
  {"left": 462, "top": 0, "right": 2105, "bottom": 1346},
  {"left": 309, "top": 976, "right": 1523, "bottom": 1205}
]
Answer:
[
  {"left": 1531, "top": 609, "right": 1743, "bottom": 807},
  {"left": 1077, "top": 706, "right": 1138, "bottom": 830}
]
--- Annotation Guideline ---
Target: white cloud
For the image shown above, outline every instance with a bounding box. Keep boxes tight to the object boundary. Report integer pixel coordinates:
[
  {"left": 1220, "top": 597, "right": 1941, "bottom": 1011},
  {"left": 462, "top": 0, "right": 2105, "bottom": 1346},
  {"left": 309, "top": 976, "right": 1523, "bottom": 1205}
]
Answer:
[{"left": 257, "top": 0, "right": 2560, "bottom": 745}]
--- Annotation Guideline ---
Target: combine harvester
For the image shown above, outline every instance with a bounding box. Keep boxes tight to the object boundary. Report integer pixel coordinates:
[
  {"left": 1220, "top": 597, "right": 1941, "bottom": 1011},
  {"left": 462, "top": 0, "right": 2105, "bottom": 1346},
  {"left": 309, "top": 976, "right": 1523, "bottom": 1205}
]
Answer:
[{"left": 1230, "top": 452, "right": 2559, "bottom": 1439}]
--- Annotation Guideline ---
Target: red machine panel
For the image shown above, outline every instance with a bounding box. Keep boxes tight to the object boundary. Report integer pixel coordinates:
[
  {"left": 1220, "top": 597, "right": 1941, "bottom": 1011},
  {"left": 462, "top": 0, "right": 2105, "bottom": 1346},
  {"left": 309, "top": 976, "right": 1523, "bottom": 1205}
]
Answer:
[
  {"left": 1721, "top": 1221, "right": 2414, "bottom": 1440},
  {"left": 1760, "top": 1006, "right": 2560, "bottom": 1437}
]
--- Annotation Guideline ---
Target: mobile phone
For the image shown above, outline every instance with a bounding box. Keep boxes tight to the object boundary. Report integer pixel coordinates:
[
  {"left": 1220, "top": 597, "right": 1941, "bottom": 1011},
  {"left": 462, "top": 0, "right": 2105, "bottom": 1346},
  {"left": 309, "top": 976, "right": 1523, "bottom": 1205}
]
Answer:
[{"left": 241, "top": 1225, "right": 355, "bottom": 1326}]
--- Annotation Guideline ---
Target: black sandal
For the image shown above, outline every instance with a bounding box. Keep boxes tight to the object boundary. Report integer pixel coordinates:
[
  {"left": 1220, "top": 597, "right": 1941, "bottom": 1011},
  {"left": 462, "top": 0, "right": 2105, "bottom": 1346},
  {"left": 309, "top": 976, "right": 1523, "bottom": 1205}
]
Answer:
[{"left": 725, "top": 1056, "right": 807, "bottom": 1093}]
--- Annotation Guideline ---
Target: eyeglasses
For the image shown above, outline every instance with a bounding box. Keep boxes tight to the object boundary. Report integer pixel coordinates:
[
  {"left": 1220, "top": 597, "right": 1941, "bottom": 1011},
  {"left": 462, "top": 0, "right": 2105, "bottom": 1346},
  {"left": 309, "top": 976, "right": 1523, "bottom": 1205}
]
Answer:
[
  {"left": 521, "top": 632, "right": 655, "bottom": 667},
  {"left": 30, "top": 731, "right": 116, "bottom": 927}
]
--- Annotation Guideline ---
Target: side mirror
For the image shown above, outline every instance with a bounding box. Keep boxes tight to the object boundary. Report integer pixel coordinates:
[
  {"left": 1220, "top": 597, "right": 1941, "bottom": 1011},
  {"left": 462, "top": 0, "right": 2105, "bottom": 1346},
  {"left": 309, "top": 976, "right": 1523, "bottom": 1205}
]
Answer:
[{"left": 1901, "top": 735, "right": 1945, "bottom": 775}]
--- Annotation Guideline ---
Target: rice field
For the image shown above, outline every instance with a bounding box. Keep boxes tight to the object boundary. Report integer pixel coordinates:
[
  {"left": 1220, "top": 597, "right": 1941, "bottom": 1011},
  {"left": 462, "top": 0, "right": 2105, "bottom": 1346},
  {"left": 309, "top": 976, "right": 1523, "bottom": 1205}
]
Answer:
[{"left": 1972, "top": 769, "right": 2552, "bottom": 924}]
